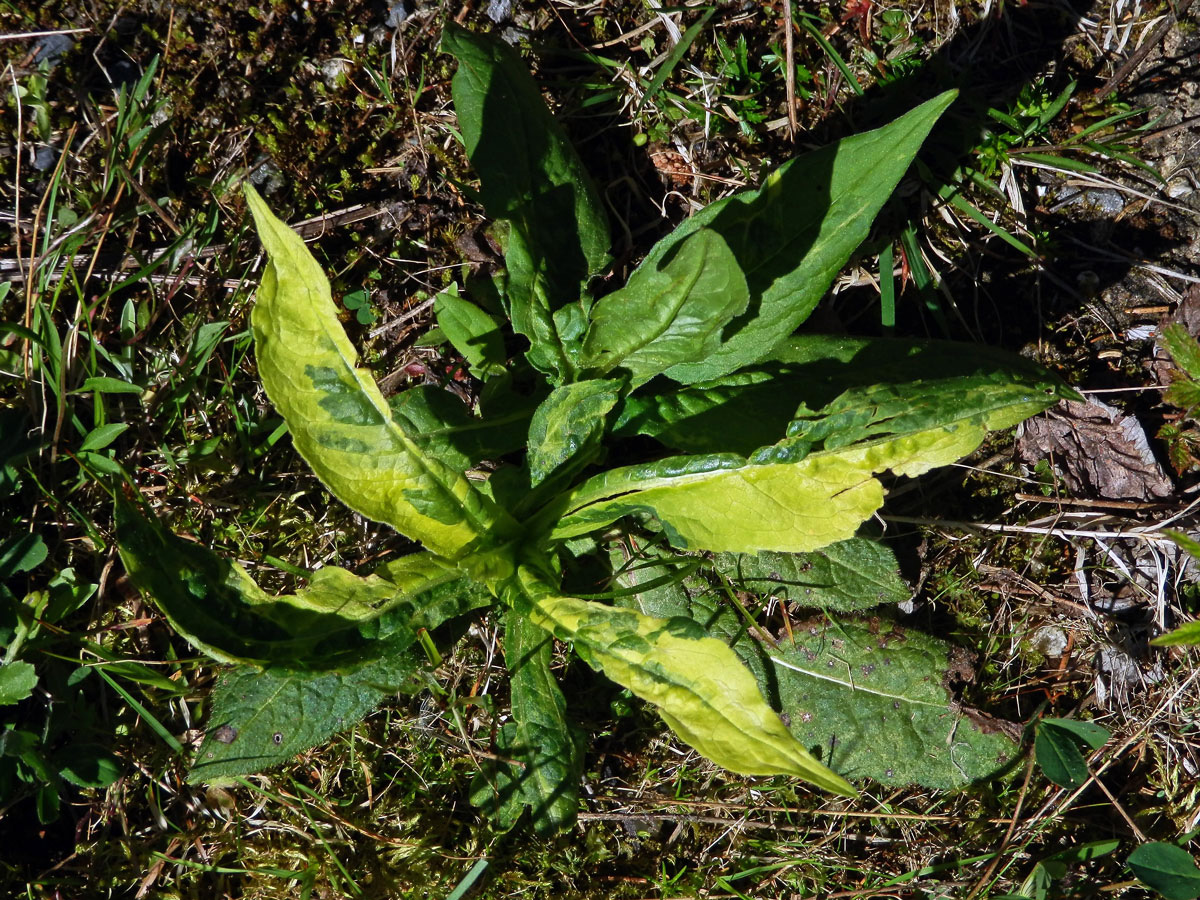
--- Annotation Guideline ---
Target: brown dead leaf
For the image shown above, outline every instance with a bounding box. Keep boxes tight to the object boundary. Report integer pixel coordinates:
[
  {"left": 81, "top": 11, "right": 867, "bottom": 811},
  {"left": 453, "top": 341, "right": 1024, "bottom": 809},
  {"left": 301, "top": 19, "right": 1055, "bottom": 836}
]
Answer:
[{"left": 1016, "top": 398, "right": 1174, "bottom": 500}]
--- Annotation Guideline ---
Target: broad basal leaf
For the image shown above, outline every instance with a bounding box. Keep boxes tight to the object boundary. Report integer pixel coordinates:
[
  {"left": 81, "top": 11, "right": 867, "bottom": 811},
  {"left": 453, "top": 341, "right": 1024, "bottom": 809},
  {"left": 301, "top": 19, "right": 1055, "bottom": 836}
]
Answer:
[
  {"left": 627, "top": 92, "right": 956, "bottom": 384},
  {"left": 544, "top": 355, "right": 1067, "bottom": 553},
  {"left": 512, "top": 566, "right": 855, "bottom": 795},
  {"left": 116, "top": 498, "right": 473, "bottom": 669},
  {"left": 614, "top": 334, "right": 1076, "bottom": 456},
  {"left": 770, "top": 617, "right": 1017, "bottom": 788},
  {"left": 527, "top": 379, "right": 621, "bottom": 487},
  {"left": 713, "top": 539, "right": 908, "bottom": 613},
  {"left": 192, "top": 647, "right": 420, "bottom": 782},
  {"left": 190, "top": 579, "right": 490, "bottom": 781},
  {"left": 244, "top": 185, "right": 513, "bottom": 561},
  {"left": 443, "top": 23, "right": 610, "bottom": 381},
  {"left": 582, "top": 228, "right": 748, "bottom": 384},
  {"left": 472, "top": 608, "right": 582, "bottom": 835}
]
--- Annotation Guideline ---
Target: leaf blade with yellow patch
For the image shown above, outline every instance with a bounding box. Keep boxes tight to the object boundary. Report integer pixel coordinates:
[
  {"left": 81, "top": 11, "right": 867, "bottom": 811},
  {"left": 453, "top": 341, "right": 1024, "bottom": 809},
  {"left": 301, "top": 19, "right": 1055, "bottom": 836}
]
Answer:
[
  {"left": 514, "top": 567, "right": 855, "bottom": 796},
  {"left": 243, "top": 185, "right": 515, "bottom": 562}
]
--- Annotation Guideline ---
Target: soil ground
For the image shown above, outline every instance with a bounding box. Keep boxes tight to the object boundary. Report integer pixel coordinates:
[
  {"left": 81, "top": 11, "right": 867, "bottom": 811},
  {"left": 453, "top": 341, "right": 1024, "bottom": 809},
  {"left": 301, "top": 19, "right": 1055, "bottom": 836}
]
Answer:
[{"left": 3, "top": 0, "right": 1200, "bottom": 897}]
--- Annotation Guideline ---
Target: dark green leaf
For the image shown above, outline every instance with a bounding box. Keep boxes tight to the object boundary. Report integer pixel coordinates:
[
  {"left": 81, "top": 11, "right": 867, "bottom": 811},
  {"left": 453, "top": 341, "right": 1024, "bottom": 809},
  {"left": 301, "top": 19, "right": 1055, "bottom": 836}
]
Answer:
[
  {"left": 79, "top": 423, "right": 130, "bottom": 452},
  {"left": 614, "top": 334, "right": 1075, "bottom": 456},
  {"left": 1040, "top": 717, "right": 1110, "bottom": 751},
  {"left": 1128, "top": 843, "right": 1200, "bottom": 900},
  {"left": 1165, "top": 380, "right": 1200, "bottom": 412},
  {"left": 57, "top": 744, "right": 122, "bottom": 788},
  {"left": 36, "top": 781, "right": 61, "bottom": 824},
  {"left": 0, "top": 533, "right": 47, "bottom": 579},
  {"left": 547, "top": 348, "right": 1067, "bottom": 554},
  {"left": 434, "top": 284, "right": 507, "bottom": 378},
  {"left": 771, "top": 618, "right": 1018, "bottom": 787},
  {"left": 472, "top": 609, "right": 581, "bottom": 835},
  {"left": 1045, "top": 840, "right": 1121, "bottom": 863},
  {"left": 583, "top": 228, "right": 748, "bottom": 384},
  {"left": 190, "top": 646, "right": 423, "bottom": 783},
  {"left": 43, "top": 567, "right": 97, "bottom": 624},
  {"left": 1162, "top": 324, "right": 1200, "bottom": 381},
  {"left": 713, "top": 538, "right": 908, "bottom": 612},
  {"left": 0, "top": 662, "right": 38, "bottom": 705},
  {"left": 116, "top": 499, "right": 484, "bottom": 670},
  {"left": 443, "top": 23, "right": 610, "bottom": 380},
  {"left": 388, "top": 382, "right": 536, "bottom": 472},
  {"left": 77, "top": 376, "right": 143, "bottom": 395},
  {"left": 1035, "top": 722, "right": 1091, "bottom": 789},
  {"left": 630, "top": 91, "right": 956, "bottom": 384},
  {"left": 527, "top": 379, "right": 621, "bottom": 487},
  {"left": 190, "top": 580, "right": 487, "bottom": 781}
]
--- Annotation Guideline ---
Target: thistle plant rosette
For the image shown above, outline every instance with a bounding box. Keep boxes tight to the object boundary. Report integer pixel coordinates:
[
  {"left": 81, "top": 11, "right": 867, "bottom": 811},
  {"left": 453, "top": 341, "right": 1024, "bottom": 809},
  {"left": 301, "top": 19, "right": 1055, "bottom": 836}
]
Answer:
[{"left": 117, "top": 23, "right": 1076, "bottom": 835}]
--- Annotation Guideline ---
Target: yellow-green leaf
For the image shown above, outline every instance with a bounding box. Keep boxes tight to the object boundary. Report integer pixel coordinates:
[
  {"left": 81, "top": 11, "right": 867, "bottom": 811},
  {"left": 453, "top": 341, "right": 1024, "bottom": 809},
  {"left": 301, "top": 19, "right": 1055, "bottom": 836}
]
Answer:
[
  {"left": 243, "top": 185, "right": 514, "bottom": 561},
  {"left": 514, "top": 567, "right": 855, "bottom": 795},
  {"left": 545, "top": 371, "right": 1061, "bottom": 554}
]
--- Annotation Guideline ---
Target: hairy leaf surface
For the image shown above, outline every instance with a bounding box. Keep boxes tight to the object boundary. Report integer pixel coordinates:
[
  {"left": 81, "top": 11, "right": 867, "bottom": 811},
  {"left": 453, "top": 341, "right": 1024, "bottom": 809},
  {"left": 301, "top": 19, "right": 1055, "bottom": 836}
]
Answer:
[
  {"left": 547, "top": 357, "right": 1065, "bottom": 553},
  {"left": 620, "top": 92, "right": 956, "bottom": 384},
  {"left": 514, "top": 567, "right": 854, "bottom": 795},
  {"left": 770, "top": 618, "right": 1017, "bottom": 787},
  {"left": 714, "top": 539, "right": 908, "bottom": 612},
  {"left": 443, "top": 23, "right": 610, "bottom": 380},
  {"left": 583, "top": 228, "right": 748, "bottom": 384},
  {"left": 244, "top": 185, "right": 512, "bottom": 561}
]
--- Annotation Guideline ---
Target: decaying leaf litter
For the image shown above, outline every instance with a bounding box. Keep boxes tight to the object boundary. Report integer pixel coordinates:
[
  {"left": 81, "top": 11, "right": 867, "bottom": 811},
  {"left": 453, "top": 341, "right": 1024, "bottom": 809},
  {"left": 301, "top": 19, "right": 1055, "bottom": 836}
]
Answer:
[{"left": 4, "top": 0, "right": 1200, "bottom": 896}]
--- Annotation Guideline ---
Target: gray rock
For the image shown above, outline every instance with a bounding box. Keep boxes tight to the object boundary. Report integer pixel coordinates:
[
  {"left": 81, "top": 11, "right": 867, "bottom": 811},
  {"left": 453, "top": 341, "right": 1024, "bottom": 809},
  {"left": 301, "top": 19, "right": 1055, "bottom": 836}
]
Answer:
[
  {"left": 385, "top": 1, "right": 410, "bottom": 28},
  {"left": 33, "top": 33, "right": 73, "bottom": 69},
  {"left": 486, "top": 0, "right": 513, "bottom": 23}
]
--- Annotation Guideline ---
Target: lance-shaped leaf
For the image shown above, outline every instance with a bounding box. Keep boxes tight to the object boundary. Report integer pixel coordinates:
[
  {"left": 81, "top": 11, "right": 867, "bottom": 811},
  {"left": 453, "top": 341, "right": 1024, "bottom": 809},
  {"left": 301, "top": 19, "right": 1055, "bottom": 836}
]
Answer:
[
  {"left": 471, "top": 608, "right": 582, "bottom": 835},
  {"left": 434, "top": 284, "right": 507, "bottom": 379},
  {"left": 582, "top": 228, "right": 749, "bottom": 384},
  {"left": 512, "top": 566, "right": 855, "bottom": 795},
  {"left": 615, "top": 334, "right": 1076, "bottom": 456},
  {"left": 621, "top": 91, "right": 956, "bottom": 385},
  {"left": 527, "top": 379, "right": 622, "bottom": 487},
  {"left": 443, "top": 23, "right": 610, "bottom": 380},
  {"left": 190, "top": 578, "right": 488, "bottom": 781},
  {"left": 713, "top": 539, "right": 908, "bottom": 613},
  {"left": 544, "top": 359, "right": 1068, "bottom": 553},
  {"left": 768, "top": 617, "right": 1018, "bottom": 788},
  {"left": 243, "top": 185, "right": 514, "bottom": 562},
  {"left": 115, "top": 498, "right": 473, "bottom": 670}
]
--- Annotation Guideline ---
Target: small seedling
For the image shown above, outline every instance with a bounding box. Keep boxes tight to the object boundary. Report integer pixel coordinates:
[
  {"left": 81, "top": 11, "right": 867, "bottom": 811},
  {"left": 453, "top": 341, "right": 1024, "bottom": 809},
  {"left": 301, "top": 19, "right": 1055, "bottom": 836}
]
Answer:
[{"left": 340, "top": 289, "right": 375, "bottom": 325}]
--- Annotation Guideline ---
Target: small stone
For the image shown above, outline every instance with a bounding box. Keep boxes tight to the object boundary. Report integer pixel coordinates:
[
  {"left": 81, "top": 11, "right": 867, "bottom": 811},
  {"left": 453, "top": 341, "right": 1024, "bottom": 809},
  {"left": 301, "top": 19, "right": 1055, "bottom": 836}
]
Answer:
[
  {"left": 1031, "top": 625, "right": 1068, "bottom": 658},
  {"left": 385, "top": 1, "right": 410, "bottom": 27},
  {"left": 32, "top": 145, "right": 57, "bottom": 172},
  {"left": 486, "top": 0, "right": 513, "bottom": 22}
]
